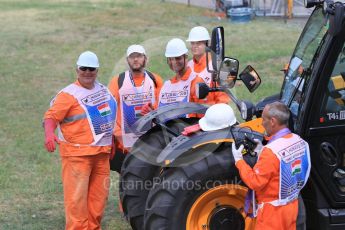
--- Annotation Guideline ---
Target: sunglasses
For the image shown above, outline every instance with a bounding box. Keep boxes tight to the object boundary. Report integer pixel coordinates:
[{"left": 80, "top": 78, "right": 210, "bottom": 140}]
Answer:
[{"left": 79, "top": 66, "right": 97, "bottom": 72}]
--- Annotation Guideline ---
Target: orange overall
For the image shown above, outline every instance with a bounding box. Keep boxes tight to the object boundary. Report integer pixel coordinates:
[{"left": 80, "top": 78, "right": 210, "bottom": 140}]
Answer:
[
  {"left": 188, "top": 53, "right": 230, "bottom": 104},
  {"left": 236, "top": 134, "right": 299, "bottom": 230},
  {"left": 44, "top": 81, "right": 114, "bottom": 230}
]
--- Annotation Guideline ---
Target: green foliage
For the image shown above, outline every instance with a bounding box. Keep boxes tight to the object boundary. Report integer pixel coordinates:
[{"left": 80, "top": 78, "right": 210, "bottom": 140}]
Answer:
[{"left": 0, "top": 0, "right": 304, "bottom": 228}]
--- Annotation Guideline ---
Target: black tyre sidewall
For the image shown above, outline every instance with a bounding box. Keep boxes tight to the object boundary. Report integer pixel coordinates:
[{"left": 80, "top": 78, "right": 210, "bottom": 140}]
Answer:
[
  {"left": 144, "top": 142, "right": 246, "bottom": 230},
  {"left": 119, "top": 118, "right": 199, "bottom": 229}
]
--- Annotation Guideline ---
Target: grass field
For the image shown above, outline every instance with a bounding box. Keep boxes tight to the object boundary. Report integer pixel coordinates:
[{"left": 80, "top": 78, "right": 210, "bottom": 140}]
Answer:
[{"left": 0, "top": 0, "right": 305, "bottom": 229}]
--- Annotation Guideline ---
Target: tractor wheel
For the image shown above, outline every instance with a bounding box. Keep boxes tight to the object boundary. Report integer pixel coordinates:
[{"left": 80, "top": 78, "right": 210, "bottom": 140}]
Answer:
[
  {"left": 119, "top": 118, "right": 199, "bottom": 230},
  {"left": 144, "top": 142, "right": 257, "bottom": 230}
]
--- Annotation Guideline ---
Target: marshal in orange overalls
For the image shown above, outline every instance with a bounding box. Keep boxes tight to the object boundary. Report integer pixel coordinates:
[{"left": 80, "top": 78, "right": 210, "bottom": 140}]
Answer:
[
  {"left": 44, "top": 80, "right": 116, "bottom": 230},
  {"left": 236, "top": 134, "right": 300, "bottom": 230}
]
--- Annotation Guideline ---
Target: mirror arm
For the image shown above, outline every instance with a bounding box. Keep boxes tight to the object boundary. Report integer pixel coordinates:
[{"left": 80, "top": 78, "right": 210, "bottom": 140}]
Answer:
[
  {"left": 224, "top": 88, "right": 241, "bottom": 109},
  {"left": 211, "top": 72, "right": 218, "bottom": 87},
  {"left": 206, "top": 47, "right": 215, "bottom": 74}
]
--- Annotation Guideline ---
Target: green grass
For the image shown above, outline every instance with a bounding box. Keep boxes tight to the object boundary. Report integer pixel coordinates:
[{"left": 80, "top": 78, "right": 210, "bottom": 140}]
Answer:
[{"left": 0, "top": 0, "right": 305, "bottom": 229}]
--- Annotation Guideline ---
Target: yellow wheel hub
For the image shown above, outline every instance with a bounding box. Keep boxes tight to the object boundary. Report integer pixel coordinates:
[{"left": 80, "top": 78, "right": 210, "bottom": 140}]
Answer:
[{"left": 186, "top": 184, "right": 256, "bottom": 230}]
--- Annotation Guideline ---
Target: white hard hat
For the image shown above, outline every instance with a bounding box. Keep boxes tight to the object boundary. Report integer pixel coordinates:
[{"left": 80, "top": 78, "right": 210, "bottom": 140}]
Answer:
[
  {"left": 76, "top": 51, "right": 99, "bottom": 68},
  {"left": 186, "top": 26, "right": 210, "bottom": 42},
  {"left": 127, "top": 44, "right": 146, "bottom": 57},
  {"left": 165, "top": 38, "right": 188, "bottom": 58},
  {"left": 199, "top": 103, "right": 237, "bottom": 131}
]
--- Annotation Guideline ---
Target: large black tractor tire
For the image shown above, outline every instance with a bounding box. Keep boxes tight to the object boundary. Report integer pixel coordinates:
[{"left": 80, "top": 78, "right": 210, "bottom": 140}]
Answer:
[
  {"left": 119, "top": 118, "right": 199, "bottom": 230},
  {"left": 144, "top": 142, "right": 257, "bottom": 230}
]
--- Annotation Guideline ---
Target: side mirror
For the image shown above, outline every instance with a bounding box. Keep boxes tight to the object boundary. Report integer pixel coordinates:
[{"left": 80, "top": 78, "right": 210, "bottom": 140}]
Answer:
[
  {"left": 328, "top": 2, "right": 344, "bottom": 36},
  {"left": 196, "top": 82, "right": 210, "bottom": 99},
  {"left": 239, "top": 65, "right": 261, "bottom": 93},
  {"left": 207, "top": 26, "right": 224, "bottom": 73},
  {"left": 219, "top": 57, "right": 239, "bottom": 89},
  {"left": 303, "top": 0, "right": 323, "bottom": 8}
]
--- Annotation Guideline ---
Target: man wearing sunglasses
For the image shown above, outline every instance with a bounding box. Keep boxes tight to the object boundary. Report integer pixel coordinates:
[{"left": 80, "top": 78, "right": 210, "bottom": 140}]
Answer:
[
  {"left": 43, "top": 51, "right": 117, "bottom": 229},
  {"left": 108, "top": 45, "right": 163, "bottom": 172}
]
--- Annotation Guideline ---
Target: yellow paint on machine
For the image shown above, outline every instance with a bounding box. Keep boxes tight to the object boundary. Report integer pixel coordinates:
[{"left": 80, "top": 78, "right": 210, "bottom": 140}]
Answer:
[
  {"left": 186, "top": 184, "right": 256, "bottom": 230},
  {"left": 239, "top": 118, "right": 265, "bottom": 134}
]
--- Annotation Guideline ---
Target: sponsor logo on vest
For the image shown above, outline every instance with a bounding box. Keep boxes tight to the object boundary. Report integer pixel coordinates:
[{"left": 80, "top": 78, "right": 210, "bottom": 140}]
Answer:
[
  {"left": 281, "top": 150, "right": 287, "bottom": 157},
  {"left": 98, "top": 103, "right": 111, "bottom": 117},
  {"left": 122, "top": 92, "right": 153, "bottom": 103},
  {"left": 162, "top": 91, "right": 188, "bottom": 99},
  {"left": 82, "top": 89, "right": 110, "bottom": 106},
  {"left": 100, "top": 121, "right": 113, "bottom": 131},
  {"left": 291, "top": 159, "right": 302, "bottom": 176},
  {"left": 278, "top": 140, "right": 305, "bottom": 162}
]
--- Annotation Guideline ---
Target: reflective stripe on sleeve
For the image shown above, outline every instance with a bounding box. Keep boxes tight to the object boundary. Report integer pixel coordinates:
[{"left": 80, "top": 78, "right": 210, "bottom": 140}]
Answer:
[{"left": 62, "top": 113, "right": 87, "bottom": 123}]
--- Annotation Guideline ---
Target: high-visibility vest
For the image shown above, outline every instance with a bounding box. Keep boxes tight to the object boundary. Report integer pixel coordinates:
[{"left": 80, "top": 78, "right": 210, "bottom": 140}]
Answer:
[
  {"left": 119, "top": 70, "right": 155, "bottom": 148},
  {"left": 55, "top": 81, "right": 116, "bottom": 146},
  {"left": 248, "top": 133, "right": 311, "bottom": 217},
  {"left": 158, "top": 73, "right": 196, "bottom": 108},
  {"left": 188, "top": 59, "right": 213, "bottom": 86},
  {"left": 264, "top": 133, "right": 311, "bottom": 206}
]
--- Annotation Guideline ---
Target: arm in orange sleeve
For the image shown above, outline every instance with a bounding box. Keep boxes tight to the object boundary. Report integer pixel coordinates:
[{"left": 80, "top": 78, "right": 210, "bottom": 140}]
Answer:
[
  {"left": 108, "top": 76, "right": 120, "bottom": 103},
  {"left": 235, "top": 148, "right": 279, "bottom": 191},
  {"left": 44, "top": 118, "right": 59, "bottom": 152},
  {"left": 108, "top": 76, "right": 122, "bottom": 142},
  {"left": 152, "top": 73, "right": 164, "bottom": 110},
  {"left": 44, "top": 92, "right": 75, "bottom": 123},
  {"left": 209, "top": 81, "right": 230, "bottom": 104},
  {"left": 213, "top": 90, "right": 230, "bottom": 104},
  {"left": 43, "top": 92, "right": 75, "bottom": 152},
  {"left": 209, "top": 91, "right": 230, "bottom": 104},
  {"left": 190, "top": 76, "right": 206, "bottom": 103}
]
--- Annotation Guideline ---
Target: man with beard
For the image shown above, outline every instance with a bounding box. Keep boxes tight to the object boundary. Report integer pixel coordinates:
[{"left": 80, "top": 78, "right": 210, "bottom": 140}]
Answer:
[{"left": 108, "top": 45, "right": 163, "bottom": 172}]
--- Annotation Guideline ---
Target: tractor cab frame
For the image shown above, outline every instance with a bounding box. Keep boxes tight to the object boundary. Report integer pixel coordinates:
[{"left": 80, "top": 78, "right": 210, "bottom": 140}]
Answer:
[{"left": 280, "top": 1, "right": 345, "bottom": 228}]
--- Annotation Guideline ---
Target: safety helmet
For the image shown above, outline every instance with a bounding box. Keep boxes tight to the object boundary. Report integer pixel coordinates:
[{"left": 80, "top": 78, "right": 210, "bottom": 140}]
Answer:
[
  {"left": 76, "top": 51, "right": 99, "bottom": 68},
  {"left": 186, "top": 26, "right": 210, "bottom": 42},
  {"left": 165, "top": 38, "right": 188, "bottom": 58},
  {"left": 127, "top": 44, "right": 146, "bottom": 57},
  {"left": 199, "top": 103, "right": 237, "bottom": 131}
]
